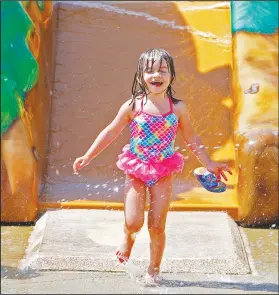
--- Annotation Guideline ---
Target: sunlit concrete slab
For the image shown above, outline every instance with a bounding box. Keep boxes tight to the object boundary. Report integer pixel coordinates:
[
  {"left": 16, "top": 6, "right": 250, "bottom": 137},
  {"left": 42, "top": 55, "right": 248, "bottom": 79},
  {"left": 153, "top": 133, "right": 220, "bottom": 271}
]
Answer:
[{"left": 19, "top": 210, "right": 252, "bottom": 274}]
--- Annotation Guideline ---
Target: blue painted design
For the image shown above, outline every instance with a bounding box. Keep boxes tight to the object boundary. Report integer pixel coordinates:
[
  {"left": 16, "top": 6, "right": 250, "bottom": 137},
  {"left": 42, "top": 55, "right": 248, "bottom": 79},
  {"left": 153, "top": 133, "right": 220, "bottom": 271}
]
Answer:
[{"left": 231, "top": 1, "right": 278, "bottom": 34}]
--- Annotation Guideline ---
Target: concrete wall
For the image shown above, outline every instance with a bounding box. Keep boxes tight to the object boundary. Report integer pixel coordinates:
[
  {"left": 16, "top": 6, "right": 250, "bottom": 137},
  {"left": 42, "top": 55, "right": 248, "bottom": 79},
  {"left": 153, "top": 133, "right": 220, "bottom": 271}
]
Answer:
[{"left": 43, "top": 1, "right": 234, "bottom": 204}]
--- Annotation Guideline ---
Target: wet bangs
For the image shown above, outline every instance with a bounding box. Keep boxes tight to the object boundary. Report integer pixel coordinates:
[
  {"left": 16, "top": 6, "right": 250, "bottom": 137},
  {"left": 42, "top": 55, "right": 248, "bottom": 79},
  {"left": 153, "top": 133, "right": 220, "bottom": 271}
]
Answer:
[{"left": 143, "top": 50, "right": 170, "bottom": 72}]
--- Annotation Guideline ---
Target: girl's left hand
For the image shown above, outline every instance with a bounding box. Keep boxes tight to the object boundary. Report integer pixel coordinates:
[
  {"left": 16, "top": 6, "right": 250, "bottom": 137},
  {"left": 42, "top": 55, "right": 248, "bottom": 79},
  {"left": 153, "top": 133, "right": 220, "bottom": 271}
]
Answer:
[{"left": 206, "top": 161, "right": 232, "bottom": 182}]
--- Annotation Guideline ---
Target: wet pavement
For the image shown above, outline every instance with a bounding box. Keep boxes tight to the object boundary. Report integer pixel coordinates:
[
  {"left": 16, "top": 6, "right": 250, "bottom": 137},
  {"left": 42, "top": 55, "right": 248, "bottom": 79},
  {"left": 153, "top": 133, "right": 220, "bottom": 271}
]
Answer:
[
  {"left": 17, "top": 211, "right": 251, "bottom": 274},
  {"left": 1, "top": 270, "right": 278, "bottom": 294},
  {"left": 1, "top": 211, "right": 278, "bottom": 294}
]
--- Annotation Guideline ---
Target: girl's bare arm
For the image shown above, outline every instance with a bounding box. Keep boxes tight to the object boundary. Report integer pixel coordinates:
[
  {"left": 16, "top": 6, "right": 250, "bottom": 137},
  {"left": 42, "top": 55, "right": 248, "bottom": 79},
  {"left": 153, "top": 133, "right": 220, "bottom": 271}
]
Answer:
[
  {"left": 179, "top": 102, "right": 232, "bottom": 181},
  {"left": 177, "top": 102, "right": 212, "bottom": 166},
  {"left": 83, "top": 100, "right": 132, "bottom": 161},
  {"left": 177, "top": 102, "right": 231, "bottom": 180}
]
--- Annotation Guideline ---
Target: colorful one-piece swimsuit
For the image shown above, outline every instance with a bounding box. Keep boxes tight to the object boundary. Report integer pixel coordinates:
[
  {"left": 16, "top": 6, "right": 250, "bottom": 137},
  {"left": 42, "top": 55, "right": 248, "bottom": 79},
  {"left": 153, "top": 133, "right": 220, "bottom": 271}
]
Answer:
[{"left": 116, "top": 96, "right": 184, "bottom": 187}]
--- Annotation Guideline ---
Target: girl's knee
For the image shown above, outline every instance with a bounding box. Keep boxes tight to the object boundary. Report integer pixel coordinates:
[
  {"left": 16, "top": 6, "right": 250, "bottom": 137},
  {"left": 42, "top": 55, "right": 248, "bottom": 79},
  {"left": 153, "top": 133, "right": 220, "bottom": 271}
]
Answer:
[
  {"left": 126, "top": 220, "right": 144, "bottom": 234},
  {"left": 148, "top": 224, "right": 165, "bottom": 236}
]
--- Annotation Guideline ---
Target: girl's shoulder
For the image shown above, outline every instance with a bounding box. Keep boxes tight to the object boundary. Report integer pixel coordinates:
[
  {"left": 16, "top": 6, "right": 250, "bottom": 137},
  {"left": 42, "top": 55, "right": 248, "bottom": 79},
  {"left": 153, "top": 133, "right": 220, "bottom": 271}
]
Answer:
[
  {"left": 120, "top": 97, "right": 142, "bottom": 118},
  {"left": 172, "top": 98, "right": 187, "bottom": 110},
  {"left": 129, "top": 95, "right": 144, "bottom": 110},
  {"left": 172, "top": 98, "right": 188, "bottom": 117}
]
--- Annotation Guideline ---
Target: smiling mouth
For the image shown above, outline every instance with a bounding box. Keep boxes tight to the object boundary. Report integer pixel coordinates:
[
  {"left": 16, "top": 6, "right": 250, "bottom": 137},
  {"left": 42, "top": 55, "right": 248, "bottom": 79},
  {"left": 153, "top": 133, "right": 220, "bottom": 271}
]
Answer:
[{"left": 151, "top": 81, "right": 163, "bottom": 87}]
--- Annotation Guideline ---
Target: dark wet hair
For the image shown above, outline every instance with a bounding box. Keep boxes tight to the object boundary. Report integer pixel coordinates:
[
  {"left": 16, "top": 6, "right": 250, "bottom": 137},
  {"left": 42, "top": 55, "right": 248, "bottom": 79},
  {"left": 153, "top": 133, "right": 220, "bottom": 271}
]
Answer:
[{"left": 130, "top": 48, "right": 181, "bottom": 110}]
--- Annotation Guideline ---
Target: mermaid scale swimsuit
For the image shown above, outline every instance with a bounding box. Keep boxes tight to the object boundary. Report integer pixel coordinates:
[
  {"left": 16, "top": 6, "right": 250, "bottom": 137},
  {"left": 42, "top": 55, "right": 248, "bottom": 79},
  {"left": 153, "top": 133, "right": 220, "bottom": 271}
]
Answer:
[{"left": 116, "top": 96, "right": 184, "bottom": 187}]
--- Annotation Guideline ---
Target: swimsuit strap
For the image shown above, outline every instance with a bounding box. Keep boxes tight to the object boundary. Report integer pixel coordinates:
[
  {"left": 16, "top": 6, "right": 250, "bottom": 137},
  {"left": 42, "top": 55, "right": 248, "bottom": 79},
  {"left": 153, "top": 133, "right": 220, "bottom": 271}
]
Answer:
[
  {"left": 140, "top": 96, "right": 173, "bottom": 113},
  {"left": 168, "top": 96, "right": 173, "bottom": 112},
  {"left": 140, "top": 96, "right": 145, "bottom": 111}
]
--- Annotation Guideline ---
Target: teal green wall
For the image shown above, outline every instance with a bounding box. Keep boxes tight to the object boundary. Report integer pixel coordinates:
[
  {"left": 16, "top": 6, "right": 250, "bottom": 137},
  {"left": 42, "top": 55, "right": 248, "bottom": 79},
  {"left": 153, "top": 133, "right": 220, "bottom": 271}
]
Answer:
[
  {"left": 231, "top": 1, "right": 278, "bottom": 34},
  {"left": 1, "top": 1, "right": 41, "bottom": 136}
]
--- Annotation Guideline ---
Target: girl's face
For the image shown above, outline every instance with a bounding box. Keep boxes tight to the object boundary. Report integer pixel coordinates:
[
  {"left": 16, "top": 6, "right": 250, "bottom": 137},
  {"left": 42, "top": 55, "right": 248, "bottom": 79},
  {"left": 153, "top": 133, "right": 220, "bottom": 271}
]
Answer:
[{"left": 142, "top": 57, "right": 171, "bottom": 95}]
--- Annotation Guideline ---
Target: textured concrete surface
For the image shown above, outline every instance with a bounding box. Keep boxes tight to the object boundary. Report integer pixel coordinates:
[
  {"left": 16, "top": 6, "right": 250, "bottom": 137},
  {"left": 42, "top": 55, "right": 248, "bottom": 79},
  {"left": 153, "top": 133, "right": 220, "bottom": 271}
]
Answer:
[
  {"left": 18, "top": 210, "right": 251, "bottom": 274},
  {"left": 1, "top": 270, "right": 278, "bottom": 294},
  {"left": 1, "top": 216, "right": 278, "bottom": 294}
]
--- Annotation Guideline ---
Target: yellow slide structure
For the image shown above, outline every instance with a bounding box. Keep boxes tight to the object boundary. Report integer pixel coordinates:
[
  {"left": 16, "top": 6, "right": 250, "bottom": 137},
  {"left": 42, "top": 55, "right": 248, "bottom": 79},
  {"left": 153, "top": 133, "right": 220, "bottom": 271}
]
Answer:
[{"left": 1, "top": 1, "right": 278, "bottom": 226}]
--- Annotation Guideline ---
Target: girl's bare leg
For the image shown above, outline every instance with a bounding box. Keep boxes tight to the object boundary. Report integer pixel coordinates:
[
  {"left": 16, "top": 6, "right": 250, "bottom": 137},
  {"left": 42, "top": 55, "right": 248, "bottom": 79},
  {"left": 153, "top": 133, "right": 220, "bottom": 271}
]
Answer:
[
  {"left": 116, "top": 174, "right": 146, "bottom": 263},
  {"left": 147, "top": 174, "right": 173, "bottom": 276}
]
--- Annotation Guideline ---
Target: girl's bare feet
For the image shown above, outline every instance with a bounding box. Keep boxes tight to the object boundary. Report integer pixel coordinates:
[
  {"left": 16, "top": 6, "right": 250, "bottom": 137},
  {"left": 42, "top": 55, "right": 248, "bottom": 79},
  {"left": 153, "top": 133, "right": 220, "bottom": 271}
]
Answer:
[
  {"left": 145, "top": 266, "right": 164, "bottom": 285},
  {"left": 116, "top": 234, "right": 135, "bottom": 264},
  {"left": 145, "top": 272, "right": 164, "bottom": 286}
]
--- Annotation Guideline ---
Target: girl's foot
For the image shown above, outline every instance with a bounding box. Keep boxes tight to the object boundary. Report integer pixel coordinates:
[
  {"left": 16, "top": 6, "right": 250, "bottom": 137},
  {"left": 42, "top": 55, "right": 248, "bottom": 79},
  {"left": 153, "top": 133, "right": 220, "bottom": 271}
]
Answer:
[
  {"left": 145, "top": 272, "right": 164, "bottom": 286},
  {"left": 115, "top": 235, "right": 135, "bottom": 264},
  {"left": 116, "top": 250, "right": 129, "bottom": 264}
]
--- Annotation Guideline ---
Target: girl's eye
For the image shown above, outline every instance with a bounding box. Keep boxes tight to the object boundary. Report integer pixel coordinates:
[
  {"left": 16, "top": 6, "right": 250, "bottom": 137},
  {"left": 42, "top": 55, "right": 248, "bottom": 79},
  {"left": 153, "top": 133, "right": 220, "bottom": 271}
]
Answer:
[{"left": 144, "top": 68, "right": 168, "bottom": 74}]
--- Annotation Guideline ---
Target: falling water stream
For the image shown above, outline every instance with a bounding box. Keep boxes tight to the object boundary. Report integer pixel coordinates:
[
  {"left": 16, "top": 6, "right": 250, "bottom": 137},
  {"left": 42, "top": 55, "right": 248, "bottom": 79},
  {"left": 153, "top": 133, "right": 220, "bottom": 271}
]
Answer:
[{"left": 42, "top": 0, "right": 233, "bottom": 203}]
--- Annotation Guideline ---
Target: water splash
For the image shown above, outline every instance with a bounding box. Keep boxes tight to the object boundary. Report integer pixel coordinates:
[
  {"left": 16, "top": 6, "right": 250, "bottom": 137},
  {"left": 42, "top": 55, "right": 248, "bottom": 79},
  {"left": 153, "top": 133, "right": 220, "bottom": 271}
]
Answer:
[
  {"left": 179, "top": 2, "right": 230, "bottom": 11},
  {"left": 121, "top": 260, "right": 145, "bottom": 284},
  {"left": 59, "top": 1, "right": 231, "bottom": 46}
]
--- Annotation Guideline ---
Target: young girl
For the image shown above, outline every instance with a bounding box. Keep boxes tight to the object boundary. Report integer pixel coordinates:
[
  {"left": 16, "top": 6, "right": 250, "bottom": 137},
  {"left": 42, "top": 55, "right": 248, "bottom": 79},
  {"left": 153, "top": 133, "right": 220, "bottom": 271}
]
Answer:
[{"left": 73, "top": 48, "right": 232, "bottom": 284}]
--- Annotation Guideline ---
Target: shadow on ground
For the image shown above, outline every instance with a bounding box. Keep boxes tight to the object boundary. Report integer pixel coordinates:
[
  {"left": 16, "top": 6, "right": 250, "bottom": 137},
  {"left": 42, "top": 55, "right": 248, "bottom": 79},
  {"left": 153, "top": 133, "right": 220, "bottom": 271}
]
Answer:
[
  {"left": 154, "top": 278, "right": 279, "bottom": 293},
  {"left": 1, "top": 266, "right": 41, "bottom": 280}
]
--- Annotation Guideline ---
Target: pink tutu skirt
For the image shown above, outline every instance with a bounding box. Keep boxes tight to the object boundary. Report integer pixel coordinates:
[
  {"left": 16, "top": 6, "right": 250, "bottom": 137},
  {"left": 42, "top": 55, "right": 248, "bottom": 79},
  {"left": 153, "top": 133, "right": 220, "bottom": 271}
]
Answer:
[{"left": 116, "top": 144, "right": 184, "bottom": 187}]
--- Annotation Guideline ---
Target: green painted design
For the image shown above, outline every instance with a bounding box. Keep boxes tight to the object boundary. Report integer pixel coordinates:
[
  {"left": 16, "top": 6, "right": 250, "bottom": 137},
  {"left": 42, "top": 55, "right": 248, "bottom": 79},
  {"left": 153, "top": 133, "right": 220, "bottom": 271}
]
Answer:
[
  {"left": 36, "top": 1, "right": 45, "bottom": 11},
  {"left": 1, "top": 1, "right": 39, "bottom": 136},
  {"left": 20, "top": 0, "right": 45, "bottom": 11},
  {"left": 231, "top": 1, "right": 278, "bottom": 34}
]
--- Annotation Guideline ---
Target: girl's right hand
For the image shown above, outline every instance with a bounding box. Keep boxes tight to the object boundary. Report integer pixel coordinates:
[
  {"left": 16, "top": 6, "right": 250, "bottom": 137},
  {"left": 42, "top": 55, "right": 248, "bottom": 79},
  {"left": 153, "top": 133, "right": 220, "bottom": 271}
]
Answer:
[{"left": 73, "top": 155, "right": 91, "bottom": 174}]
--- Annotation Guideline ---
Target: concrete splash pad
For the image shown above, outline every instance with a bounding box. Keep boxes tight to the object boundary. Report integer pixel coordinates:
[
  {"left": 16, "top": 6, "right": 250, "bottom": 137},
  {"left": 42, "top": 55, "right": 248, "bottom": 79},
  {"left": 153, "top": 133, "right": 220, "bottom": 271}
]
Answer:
[{"left": 19, "top": 210, "right": 252, "bottom": 274}]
